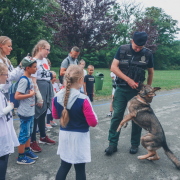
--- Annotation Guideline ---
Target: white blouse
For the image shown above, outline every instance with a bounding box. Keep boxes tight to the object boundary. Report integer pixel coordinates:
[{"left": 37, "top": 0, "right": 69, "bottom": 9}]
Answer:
[{"left": 0, "top": 58, "right": 24, "bottom": 93}]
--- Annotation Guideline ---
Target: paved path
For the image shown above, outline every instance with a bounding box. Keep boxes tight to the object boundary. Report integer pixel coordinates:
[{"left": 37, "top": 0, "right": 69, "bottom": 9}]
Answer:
[{"left": 7, "top": 88, "right": 180, "bottom": 180}]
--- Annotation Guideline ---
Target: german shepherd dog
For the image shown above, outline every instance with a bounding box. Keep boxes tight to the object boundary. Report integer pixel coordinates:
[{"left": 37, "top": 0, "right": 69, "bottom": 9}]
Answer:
[{"left": 117, "top": 84, "right": 180, "bottom": 170}]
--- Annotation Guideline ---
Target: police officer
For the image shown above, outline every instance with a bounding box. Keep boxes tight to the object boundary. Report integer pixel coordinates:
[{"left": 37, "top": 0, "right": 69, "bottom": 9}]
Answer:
[{"left": 105, "top": 31, "right": 154, "bottom": 155}]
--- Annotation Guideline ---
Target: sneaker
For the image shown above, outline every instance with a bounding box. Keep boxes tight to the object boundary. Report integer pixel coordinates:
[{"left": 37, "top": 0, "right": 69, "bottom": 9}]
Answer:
[
  {"left": 106, "top": 112, "right": 112, "bottom": 117},
  {"left": 25, "top": 148, "right": 38, "bottom": 159},
  {"left": 45, "top": 127, "right": 50, "bottom": 132},
  {"left": 30, "top": 141, "right": 42, "bottom": 153},
  {"left": 46, "top": 124, "right": 53, "bottom": 129},
  {"left": 50, "top": 121, "right": 57, "bottom": 127},
  {"left": 105, "top": 145, "right": 117, "bottom": 156},
  {"left": 17, "top": 154, "right": 35, "bottom": 165},
  {"left": 39, "top": 136, "right": 56, "bottom": 145}
]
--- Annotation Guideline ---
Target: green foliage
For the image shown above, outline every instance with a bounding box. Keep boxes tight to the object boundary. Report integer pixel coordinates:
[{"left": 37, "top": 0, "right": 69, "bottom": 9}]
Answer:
[
  {"left": 48, "top": 45, "right": 68, "bottom": 67},
  {"left": 0, "top": 0, "right": 52, "bottom": 63},
  {"left": 0, "top": 1, "right": 180, "bottom": 70},
  {"left": 154, "top": 41, "right": 180, "bottom": 70}
]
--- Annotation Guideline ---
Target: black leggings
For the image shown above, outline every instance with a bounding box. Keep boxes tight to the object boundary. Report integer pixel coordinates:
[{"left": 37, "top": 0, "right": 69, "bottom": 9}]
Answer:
[
  {"left": 47, "top": 113, "right": 53, "bottom": 124},
  {"left": 0, "top": 154, "right": 9, "bottom": 180},
  {"left": 56, "top": 159, "right": 86, "bottom": 180},
  {"left": 31, "top": 111, "right": 47, "bottom": 142}
]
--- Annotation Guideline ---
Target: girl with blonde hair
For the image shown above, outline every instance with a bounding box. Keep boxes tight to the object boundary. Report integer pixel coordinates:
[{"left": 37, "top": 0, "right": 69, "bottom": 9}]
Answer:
[
  {"left": 52, "top": 64, "right": 98, "bottom": 180},
  {"left": 0, "top": 36, "right": 24, "bottom": 99},
  {"left": 30, "top": 40, "right": 55, "bottom": 153}
]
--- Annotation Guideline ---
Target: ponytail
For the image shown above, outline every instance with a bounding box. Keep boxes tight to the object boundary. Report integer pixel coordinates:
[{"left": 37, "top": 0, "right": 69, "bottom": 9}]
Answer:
[
  {"left": 60, "top": 65, "right": 84, "bottom": 127},
  {"left": 60, "top": 74, "right": 71, "bottom": 127}
]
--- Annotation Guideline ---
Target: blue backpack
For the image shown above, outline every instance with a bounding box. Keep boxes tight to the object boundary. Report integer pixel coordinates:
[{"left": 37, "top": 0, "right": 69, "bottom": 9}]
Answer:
[{"left": 9, "top": 76, "right": 30, "bottom": 108}]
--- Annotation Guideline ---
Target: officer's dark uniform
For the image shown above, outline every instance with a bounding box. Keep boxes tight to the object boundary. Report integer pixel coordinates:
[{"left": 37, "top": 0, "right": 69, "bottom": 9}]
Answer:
[{"left": 107, "top": 35, "right": 154, "bottom": 153}]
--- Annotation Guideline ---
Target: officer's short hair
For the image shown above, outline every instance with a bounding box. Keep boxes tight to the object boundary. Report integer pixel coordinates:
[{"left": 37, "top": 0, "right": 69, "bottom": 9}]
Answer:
[{"left": 71, "top": 46, "right": 80, "bottom": 52}]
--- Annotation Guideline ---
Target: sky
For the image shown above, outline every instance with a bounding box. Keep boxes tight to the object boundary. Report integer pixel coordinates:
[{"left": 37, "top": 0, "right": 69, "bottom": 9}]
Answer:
[{"left": 117, "top": 0, "right": 180, "bottom": 39}]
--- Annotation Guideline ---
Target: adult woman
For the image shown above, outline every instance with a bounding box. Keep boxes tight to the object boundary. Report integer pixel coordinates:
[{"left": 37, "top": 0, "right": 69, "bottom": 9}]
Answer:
[{"left": 0, "top": 36, "right": 24, "bottom": 99}]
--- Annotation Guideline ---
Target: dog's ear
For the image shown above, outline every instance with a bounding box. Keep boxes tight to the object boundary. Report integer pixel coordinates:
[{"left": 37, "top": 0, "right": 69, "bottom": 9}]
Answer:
[{"left": 153, "top": 87, "right": 161, "bottom": 92}]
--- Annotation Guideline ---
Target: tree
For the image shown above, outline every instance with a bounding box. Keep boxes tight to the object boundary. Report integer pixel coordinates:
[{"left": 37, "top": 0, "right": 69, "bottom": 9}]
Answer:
[
  {"left": 145, "top": 7, "right": 180, "bottom": 45},
  {"left": 0, "top": 0, "right": 51, "bottom": 63},
  {"left": 43, "top": 0, "right": 117, "bottom": 57}
]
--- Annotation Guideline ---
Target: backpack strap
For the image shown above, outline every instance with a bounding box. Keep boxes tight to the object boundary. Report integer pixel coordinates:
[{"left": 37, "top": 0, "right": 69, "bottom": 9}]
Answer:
[{"left": 19, "top": 76, "right": 31, "bottom": 91}]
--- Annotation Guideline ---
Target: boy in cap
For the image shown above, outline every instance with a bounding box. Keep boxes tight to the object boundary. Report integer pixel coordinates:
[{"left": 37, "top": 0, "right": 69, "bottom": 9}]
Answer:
[
  {"left": 105, "top": 31, "right": 154, "bottom": 155},
  {"left": 15, "top": 57, "right": 38, "bottom": 164}
]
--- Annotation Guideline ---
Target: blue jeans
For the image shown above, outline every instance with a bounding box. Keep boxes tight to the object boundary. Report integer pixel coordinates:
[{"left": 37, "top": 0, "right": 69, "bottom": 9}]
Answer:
[{"left": 18, "top": 114, "right": 34, "bottom": 144}]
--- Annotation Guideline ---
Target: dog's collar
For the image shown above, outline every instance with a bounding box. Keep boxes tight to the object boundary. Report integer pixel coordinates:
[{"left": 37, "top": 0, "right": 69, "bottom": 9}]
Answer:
[{"left": 137, "top": 95, "right": 148, "bottom": 105}]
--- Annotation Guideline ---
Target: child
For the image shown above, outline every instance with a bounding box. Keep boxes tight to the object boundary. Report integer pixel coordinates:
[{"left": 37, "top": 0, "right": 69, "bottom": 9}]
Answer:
[
  {"left": 107, "top": 72, "right": 116, "bottom": 117},
  {"left": 0, "top": 36, "right": 24, "bottom": 100},
  {"left": 15, "top": 57, "right": 38, "bottom": 164},
  {"left": 52, "top": 64, "right": 98, "bottom": 180},
  {"left": 30, "top": 40, "right": 55, "bottom": 153},
  {"left": 46, "top": 71, "right": 59, "bottom": 129},
  {"left": 79, "top": 59, "right": 87, "bottom": 94},
  {"left": 0, "top": 63, "right": 19, "bottom": 179},
  {"left": 84, "top": 65, "right": 95, "bottom": 102}
]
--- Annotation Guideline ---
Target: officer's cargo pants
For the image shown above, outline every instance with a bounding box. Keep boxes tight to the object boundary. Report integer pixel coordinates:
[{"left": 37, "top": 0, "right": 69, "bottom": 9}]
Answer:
[{"left": 108, "top": 86, "right": 142, "bottom": 147}]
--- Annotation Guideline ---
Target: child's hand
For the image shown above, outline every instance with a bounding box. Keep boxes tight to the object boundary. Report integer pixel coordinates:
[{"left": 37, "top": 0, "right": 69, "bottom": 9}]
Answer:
[
  {"left": 85, "top": 92, "right": 87, "bottom": 95},
  {"left": 29, "top": 89, "right": 35, "bottom": 96},
  {"left": 36, "top": 100, "right": 43, "bottom": 108}
]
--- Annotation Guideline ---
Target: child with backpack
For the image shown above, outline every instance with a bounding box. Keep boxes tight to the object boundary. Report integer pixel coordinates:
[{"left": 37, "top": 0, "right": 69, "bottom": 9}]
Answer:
[
  {"left": 15, "top": 57, "right": 38, "bottom": 164},
  {"left": 0, "top": 63, "right": 19, "bottom": 179},
  {"left": 52, "top": 65, "right": 98, "bottom": 180}
]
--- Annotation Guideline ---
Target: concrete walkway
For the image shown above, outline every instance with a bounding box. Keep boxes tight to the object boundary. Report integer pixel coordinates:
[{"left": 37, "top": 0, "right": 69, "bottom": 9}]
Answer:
[{"left": 7, "top": 88, "right": 180, "bottom": 180}]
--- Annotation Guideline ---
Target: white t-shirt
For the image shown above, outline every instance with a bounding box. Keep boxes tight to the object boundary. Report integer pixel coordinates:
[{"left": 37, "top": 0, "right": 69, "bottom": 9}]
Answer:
[
  {"left": 31, "top": 58, "right": 51, "bottom": 80},
  {"left": 0, "top": 91, "right": 19, "bottom": 157},
  {"left": 0, "top": 58, "right": 24, "bottom": 93},
  {"left": 83, "top": 69, "right": 87, "bottom": 76},
  {"left": 110, "top": 72, "right": 116, "bottom": 95},
  {"left": 110, "top": 72, "right": 116, "bottom": 79},
  {"left": 53, "top": 82, "right": 60, "bottom": 93},
  {"left": 80, "top": 69, "right": 87, "bottom": 93}
]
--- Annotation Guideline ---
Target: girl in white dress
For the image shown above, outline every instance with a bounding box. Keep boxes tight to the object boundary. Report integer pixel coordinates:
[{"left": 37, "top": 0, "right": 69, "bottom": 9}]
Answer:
[
  {"left": 0, "top": 63, "right": 19, "bottom": 180},
  {"left": 52, "top": 65, "right": 98, "bottom": 180}
]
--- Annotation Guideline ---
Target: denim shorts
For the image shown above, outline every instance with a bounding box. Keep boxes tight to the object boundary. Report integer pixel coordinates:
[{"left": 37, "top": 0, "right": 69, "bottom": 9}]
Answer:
[{"left": 18, "top": 114, "right": 34, "bottom": 144}]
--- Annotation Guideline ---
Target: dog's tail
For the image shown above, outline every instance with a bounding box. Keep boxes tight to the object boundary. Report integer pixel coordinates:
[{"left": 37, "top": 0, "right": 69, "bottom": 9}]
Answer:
[{"left": 162, "top": 141, "right": 180, "bottom": 170}]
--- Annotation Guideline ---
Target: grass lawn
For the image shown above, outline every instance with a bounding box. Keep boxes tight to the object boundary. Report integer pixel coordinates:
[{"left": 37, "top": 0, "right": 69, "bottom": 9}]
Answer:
[{"left": 51, "top": 67, "right": 180, "bottom": 100}]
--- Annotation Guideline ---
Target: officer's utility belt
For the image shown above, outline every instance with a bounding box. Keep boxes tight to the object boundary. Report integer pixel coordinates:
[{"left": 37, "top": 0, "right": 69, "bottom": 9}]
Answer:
[{"left": 116, "top": 66, "right": 145, "bottom": 86}]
